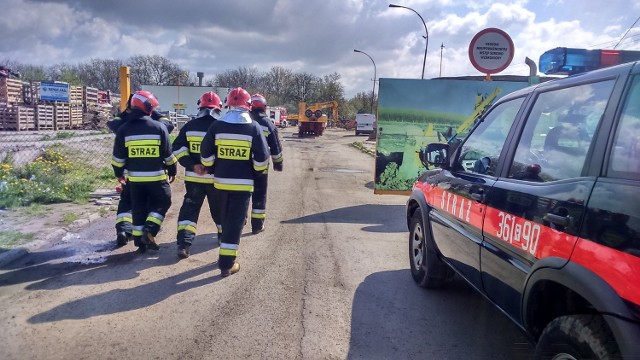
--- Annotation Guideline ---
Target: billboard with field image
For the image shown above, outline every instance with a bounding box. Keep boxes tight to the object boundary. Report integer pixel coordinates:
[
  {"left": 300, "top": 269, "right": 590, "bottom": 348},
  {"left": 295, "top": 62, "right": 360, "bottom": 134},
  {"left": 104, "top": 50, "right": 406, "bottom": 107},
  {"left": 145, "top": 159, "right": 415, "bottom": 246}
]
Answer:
[{"left": 374, "top": 78, "right": 528, "bottom": 194}]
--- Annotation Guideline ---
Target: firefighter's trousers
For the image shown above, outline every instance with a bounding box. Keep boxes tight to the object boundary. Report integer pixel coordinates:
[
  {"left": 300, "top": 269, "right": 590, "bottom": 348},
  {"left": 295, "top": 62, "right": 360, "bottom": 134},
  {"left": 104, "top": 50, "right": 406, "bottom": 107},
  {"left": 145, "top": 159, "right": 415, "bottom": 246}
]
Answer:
[
  {"left": 129, "top": 180, "right": 172, "bottom": 246},
  {"left": 251, "top": 171, "right": 268, "bottom": 230},
  {"left": 217, "top": 190, "right": 251, "bottom": 271},
  {"left": 115, "top": 180, "right": 133, "bottom": 235},
  {"left": 176, "top": 182, "right": 222, "bottom": 246}
]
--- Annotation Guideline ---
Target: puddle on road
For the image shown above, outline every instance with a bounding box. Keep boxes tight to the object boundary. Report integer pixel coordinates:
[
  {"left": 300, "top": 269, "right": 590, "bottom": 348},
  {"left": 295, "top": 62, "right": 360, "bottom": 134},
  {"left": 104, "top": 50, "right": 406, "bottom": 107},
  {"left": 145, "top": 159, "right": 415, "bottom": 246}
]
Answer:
[{"left": 57, "top": 232, "right": 112, "bottom": 265}]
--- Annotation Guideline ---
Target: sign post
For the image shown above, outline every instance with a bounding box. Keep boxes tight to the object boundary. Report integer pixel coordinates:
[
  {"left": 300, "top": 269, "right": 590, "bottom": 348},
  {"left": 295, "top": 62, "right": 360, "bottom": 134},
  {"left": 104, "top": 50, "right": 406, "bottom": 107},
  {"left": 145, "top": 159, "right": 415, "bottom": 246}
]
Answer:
[{"left": 468, "top": 28, "right": 515, "bottom": 80}]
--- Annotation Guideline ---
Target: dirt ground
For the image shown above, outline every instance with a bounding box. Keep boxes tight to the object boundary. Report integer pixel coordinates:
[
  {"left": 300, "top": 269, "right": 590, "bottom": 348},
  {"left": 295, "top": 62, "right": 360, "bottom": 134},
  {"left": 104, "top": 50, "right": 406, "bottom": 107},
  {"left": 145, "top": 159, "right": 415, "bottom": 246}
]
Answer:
[
  {"left": 0, "top": 192, "right": 117, "bottom": 251},
  {"left": 0, "top": 130, "right": 377, "bottom": 252}
]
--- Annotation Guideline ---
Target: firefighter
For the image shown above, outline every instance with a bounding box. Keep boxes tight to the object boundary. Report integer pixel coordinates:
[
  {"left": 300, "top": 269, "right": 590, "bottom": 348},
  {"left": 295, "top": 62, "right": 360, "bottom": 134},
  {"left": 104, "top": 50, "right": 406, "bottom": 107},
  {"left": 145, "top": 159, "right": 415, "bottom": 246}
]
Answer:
[
  {"left": 200, "top": 87, "right": 270, "bottom": 277},
  {"left": 107, "top": 94, "right": 175, "bottom": 247},
  {"left": 111, "top": 90, "right": 177, "bottom": 252},
  {"left": 172, "top": 92, "right": 223, "bottom": 259},
  {"left": 248, "top": 93, "right": 283, "bottom": 234}
]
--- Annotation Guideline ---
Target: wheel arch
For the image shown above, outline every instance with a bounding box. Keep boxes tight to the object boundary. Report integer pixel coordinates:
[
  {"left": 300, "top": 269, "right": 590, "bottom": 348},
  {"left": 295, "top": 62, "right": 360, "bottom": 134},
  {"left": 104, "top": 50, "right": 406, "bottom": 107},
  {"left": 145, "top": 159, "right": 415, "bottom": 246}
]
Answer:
[
  {"left": 407, "top": 189, "right": 429, "bottom": 230},
  {"left": 522, "top": 259, "right": 640, "bottom": 356}
]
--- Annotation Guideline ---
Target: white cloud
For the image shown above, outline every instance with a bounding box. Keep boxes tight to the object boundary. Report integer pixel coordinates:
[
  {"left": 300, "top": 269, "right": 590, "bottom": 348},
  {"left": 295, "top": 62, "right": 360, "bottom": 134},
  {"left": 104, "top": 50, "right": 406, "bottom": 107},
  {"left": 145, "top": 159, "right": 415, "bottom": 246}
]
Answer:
[{"left": 0, "top": 0, "right": 636, "bottom": 97}]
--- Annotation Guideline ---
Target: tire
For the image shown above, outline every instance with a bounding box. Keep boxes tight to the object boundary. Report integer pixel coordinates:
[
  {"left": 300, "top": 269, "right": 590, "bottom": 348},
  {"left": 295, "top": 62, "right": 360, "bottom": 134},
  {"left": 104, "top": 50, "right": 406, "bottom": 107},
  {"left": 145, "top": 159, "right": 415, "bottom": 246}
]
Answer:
[
  {"left": 409, "top": 208, "right": 454, "bottom": 288},
  {"left": 534, "top": 315, "right": 620, "bottom": 360}
]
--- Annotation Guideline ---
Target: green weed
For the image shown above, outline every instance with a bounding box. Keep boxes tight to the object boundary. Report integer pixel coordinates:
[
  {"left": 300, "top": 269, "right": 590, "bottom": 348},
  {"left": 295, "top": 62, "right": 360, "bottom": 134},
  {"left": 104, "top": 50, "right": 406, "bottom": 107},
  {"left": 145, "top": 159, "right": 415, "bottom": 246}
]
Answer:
[
  {"left": 62, "top": 212, "right": 79, "bottom": 225},
  {"left": 22, "top": 204, "right": 45, "bottom": 217},
  {"left": 0, "top": 230, "right": 34, "bottom": 252},
  {"left": 0, "top": 149, "right": 107, "bottom": 208}
]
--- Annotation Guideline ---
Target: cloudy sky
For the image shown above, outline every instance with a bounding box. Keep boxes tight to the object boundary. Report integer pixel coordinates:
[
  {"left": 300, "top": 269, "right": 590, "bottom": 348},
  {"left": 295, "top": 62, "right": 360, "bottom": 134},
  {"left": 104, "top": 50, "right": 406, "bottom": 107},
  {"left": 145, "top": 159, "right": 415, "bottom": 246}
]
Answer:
[{"left": 1, "top": 0, "right": 638, "bottom": 97}]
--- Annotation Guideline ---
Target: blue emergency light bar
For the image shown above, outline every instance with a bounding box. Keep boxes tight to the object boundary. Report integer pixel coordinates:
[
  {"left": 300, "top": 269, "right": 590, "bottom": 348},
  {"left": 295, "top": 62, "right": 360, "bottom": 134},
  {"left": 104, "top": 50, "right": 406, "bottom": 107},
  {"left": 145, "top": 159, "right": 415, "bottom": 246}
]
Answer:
[{"left": 539, "top": 47, "right": 640, "bottom": 75}]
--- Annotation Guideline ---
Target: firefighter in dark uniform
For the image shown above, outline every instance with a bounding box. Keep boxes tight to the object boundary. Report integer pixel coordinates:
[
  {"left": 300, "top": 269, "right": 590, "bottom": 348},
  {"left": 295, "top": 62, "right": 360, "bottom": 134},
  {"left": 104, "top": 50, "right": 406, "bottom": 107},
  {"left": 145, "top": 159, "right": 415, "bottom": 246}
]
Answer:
[
  {"left": 111, "top": 91, "right": 177, "bottom": 252},
  {"left": 172, "top": 91, "right": 223, "bottom": 259},
  {"left": 108, "top": 94, "right": 175, "bottom": 247},
  {"left": 200, "top": 87, "right": 270, "bottom": 277},
  {"left": 248, "top": 93, "right": 283, "bottom": 234}
]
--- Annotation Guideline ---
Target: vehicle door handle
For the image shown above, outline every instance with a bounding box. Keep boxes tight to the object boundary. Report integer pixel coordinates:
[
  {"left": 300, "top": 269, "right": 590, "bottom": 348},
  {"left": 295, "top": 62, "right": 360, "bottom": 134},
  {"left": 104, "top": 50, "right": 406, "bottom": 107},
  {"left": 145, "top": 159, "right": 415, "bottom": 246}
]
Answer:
[
  {"left": 470, "top": 192, "right": 485, "bottom": 203},
  {"left": 545, "top": 213, "right": 572, "bottom": 227}
]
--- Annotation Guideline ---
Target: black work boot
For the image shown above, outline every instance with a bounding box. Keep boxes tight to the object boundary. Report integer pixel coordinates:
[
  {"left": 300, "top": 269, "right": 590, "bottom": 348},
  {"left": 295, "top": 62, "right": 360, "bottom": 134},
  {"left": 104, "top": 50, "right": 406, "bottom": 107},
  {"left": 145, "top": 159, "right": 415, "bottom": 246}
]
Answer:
[
  {"left": 177, "top": 244, "right": 190, "bottom": 259},
  {"left": 116, "top": 231, "right": 129, "bottom": 247},
  {"left": 133, "top": 236, "right": 147, "bottom": 253},
  {"left": 251, "top": 219, "right": 265, "bottom": 234},
  {"left": 141, "top": 230, "right": 160, "bottom": 250},
  {"left": 221, "top": 262, "right": 240, "bottom": 277}
]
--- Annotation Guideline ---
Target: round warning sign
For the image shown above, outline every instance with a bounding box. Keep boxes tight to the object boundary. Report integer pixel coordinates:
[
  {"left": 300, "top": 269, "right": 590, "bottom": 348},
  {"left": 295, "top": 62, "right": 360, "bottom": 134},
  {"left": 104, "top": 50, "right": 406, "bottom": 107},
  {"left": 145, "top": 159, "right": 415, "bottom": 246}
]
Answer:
[{"left": 468, "top": 28, "right": 514, "bottom": 74}]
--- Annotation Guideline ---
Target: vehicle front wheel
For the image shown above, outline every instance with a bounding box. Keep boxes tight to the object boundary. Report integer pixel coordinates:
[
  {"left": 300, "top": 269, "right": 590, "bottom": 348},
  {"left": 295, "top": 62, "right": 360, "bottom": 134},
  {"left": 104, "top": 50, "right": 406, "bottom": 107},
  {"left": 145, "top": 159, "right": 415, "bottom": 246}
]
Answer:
[
  {"left": 534, "top": 315, "right": 620, "bottom": 360},
  {"left": 409, "top": 208, "right": 453, "bottom": 288}
]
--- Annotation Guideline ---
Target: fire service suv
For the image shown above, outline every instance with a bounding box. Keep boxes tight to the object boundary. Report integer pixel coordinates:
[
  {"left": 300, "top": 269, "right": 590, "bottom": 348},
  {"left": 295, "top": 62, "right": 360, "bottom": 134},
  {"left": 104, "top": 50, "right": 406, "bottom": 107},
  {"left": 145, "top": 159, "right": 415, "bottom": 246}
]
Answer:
[{"left": 406, "top": 55, "right": 640, "bottom": 359}]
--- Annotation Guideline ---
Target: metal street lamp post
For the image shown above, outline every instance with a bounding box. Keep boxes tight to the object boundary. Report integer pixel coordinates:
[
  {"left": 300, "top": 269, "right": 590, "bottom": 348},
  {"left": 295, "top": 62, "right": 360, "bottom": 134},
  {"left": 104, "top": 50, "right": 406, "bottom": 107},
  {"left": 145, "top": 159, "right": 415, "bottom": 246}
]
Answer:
[
  {"left": 353, "top": 49, "right": 377, "bottom": 114},
  {"left": 389, "top": 3, "right": 428, "bottom": 79}
]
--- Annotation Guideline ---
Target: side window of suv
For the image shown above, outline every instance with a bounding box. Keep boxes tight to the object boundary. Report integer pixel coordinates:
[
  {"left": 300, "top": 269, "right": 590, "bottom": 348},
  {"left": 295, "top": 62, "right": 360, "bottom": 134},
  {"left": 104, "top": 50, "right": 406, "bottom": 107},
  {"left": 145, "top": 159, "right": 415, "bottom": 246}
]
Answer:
[
  {"left": 609, "top": 75, "right": 640, "bottom": 180},
  {"left": 508, "top": 80, "right": 615, "bottom": 182},
  {"left": 582, "top": 74, "right": 640, "bottom": 258},
  {"left": 455, "top": 97, "right": 524, "bottom": 175}
]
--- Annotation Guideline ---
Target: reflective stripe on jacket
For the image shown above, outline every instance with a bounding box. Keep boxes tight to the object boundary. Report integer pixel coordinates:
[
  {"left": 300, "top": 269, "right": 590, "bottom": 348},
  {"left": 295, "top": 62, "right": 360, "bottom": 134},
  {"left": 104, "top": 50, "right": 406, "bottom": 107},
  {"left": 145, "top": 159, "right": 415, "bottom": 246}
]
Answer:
[{"left": 200, "top": 109, "right": 270, "bottom": 192}]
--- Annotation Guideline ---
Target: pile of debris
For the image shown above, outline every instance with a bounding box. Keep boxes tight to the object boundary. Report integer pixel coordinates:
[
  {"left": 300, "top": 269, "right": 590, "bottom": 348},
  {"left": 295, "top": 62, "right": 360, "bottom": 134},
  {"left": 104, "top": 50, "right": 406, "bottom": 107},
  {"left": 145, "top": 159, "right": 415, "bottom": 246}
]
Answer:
[{"left": 82, "top": 105, "right": 115, "bottom": 130}]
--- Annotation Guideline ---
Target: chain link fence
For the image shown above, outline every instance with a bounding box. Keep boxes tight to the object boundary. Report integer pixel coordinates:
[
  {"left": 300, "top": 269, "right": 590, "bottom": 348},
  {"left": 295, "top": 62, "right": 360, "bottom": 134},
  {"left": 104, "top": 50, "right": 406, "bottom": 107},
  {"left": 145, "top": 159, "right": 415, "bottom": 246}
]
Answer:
[
  {"left": 0, "top": 78, "right": 122, "bottom": 208},
  {"left": 0, "top": 130, "right": 118, "bottom": 208}
]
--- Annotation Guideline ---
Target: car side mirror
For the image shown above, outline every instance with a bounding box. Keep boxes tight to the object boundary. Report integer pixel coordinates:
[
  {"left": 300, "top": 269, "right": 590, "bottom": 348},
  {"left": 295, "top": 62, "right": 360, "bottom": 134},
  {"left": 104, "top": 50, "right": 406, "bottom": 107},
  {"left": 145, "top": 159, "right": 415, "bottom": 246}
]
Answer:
[{"left": 420, "top": 143, "right": 449, "bottom": 168}]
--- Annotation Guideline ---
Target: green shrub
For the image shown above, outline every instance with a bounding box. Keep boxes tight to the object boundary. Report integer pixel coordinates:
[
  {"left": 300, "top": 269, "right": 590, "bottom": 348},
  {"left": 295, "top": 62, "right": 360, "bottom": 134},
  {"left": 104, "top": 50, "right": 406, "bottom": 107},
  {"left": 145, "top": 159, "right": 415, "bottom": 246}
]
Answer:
[{"left": 0, "top": 149, "right": 103, "bottom": 208}]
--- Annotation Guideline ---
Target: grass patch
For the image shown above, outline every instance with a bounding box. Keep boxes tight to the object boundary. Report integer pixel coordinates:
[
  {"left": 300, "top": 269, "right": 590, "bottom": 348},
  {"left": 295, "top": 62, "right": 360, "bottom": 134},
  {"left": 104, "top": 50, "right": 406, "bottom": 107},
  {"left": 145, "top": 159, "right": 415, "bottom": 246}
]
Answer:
[
  {"left": 21, "top": 203, "right": 46, "bottom": 217},
  {"left": 351, "top": 141, "right": 375, "bottom": 157},
  {"left": 0, "top": 230, "right": 34, "bottom": 251},
  {"left": 61, "top": 212, "right": 80, "bottom": 225},
  {"left": 98, "top": 207, "right": 108, "bottom": 217},
  {"left": 40, "top": 131, "right": 75, "bottom": 141}
]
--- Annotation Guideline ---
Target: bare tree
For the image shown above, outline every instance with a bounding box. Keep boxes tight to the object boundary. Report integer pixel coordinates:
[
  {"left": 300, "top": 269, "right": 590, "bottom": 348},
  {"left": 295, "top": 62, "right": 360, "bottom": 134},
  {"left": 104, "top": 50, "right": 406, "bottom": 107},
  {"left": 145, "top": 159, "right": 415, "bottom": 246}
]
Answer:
[
  {"left": 47, "top": 63, "right": 82, "bottom": 85},
  {"left": 262, "top": 66, "right": 294, "bottom": 105},
  {"left": 348, "top": 91, "right": 375, "bottom": 114},
  {"left": 76, "top": 58, "right": 123, "bottom": 92},
  {"left": 317, "top": 72, "right": 345, "bottom": 101},
  {"left": 1, "top": 60, "right": 47, "bottom": 82},
  {"left": 214, "top": 66, "right": 261, "bottom": 91},
  {"left": 128, "top": 55, "right": 186, "bottom": 90},
  {"left": 289, "top": 72, "right": 320, "bottom": 103},
  {"left": 2, "top": 56, "right": 373, "bottom": 114}
]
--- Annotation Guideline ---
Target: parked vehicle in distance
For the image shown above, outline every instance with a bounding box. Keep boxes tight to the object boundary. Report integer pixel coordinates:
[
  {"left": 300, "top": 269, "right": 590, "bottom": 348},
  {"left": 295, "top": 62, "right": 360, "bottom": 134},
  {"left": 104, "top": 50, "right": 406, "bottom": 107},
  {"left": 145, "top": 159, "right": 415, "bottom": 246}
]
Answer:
[
  {"left": 406, "top": 61, "right": 640, "bottom": 359},
  {"left": 266, "top": 106, "right": 288, "bottom": 128},
  {"left": 355, "top": 113, "right": 375, "bottom": 136}
]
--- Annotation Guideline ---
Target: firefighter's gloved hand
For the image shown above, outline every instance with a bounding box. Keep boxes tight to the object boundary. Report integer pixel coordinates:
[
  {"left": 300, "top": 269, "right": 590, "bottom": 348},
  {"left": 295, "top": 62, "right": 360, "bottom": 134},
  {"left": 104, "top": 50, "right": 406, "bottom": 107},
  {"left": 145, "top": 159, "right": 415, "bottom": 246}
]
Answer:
[
  {"left": 193, "top": 164, "right": 207, "bottom": 175},
  {"left": 168, "top": 175, "right": 176, "bottom": 184},
  {"left": 273, "top": 162, "right": 283, "bottom": 172}
]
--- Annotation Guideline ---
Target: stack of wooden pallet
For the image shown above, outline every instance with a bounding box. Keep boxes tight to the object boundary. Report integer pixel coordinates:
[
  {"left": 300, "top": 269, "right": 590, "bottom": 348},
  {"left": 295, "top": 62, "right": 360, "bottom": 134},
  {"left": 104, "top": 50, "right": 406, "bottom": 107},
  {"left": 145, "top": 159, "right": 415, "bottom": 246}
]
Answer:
[
  {"left": 0, "top": 80, "right": 116, "bottom": 131},
  {"left": 83, "top": 86, "right": 98, "bottom": 111},
  {"left": 0, "top": 78, "right": 36, "bottom": 131},
  {"left": 31, "top": 82, "right": 80, "bottom": 130},
  {"left": 35, "top": 103, "right": 55, "bottom": 130},
  {"left": 69, "top": 86, "right": 84, "bottom": 127}
]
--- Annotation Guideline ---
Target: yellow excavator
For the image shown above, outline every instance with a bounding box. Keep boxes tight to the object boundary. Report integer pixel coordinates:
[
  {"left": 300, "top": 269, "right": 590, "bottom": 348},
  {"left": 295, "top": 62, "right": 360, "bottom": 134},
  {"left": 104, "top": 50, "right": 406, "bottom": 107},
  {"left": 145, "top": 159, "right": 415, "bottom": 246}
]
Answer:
[
  {"left": 436, "top": 87, "right": 502, "bottom": 142},
  {"left": 297, "top": 101, "right": 338, "bottom": 136}
]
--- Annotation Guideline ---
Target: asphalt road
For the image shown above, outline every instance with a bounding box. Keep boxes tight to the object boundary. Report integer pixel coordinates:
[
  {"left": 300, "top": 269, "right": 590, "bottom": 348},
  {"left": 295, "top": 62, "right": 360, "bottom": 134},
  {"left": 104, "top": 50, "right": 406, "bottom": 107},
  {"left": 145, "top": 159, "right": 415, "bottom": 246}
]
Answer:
[{"left": 0, "top": 128, "right": 535, "bottom": 360}]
